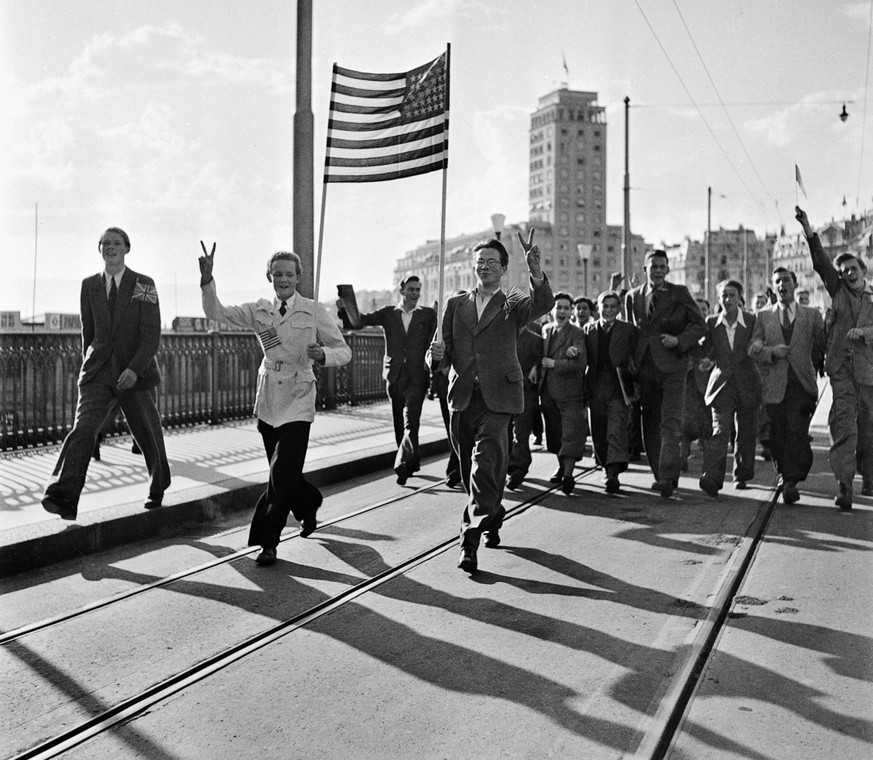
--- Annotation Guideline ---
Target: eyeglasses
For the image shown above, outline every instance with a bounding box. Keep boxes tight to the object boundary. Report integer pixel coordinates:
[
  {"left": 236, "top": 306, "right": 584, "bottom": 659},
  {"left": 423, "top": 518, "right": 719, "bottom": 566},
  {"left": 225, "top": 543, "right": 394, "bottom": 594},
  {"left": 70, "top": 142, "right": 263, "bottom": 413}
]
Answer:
[{"left": 475, "top": 258, "right": 502, "bottom": 269}]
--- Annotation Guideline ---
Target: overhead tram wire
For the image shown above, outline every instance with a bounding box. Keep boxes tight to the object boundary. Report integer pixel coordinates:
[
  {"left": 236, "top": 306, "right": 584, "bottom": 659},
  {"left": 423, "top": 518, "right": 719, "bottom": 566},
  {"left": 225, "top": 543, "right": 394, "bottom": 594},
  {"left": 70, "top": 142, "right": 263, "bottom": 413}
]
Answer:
[
  {"left": 633, "top": 0, "right": 769, "bottom": 214},
  {"left": 670, "top": 0, "right": 778, "bottom": 217}
]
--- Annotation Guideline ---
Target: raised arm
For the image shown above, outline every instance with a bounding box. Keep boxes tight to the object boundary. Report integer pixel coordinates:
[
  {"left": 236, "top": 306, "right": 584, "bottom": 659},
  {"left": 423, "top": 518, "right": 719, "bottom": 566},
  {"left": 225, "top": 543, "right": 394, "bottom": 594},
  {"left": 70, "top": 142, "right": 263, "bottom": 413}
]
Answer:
[{"left": 796, "top": 206, "right": 839, "bottom": 297}]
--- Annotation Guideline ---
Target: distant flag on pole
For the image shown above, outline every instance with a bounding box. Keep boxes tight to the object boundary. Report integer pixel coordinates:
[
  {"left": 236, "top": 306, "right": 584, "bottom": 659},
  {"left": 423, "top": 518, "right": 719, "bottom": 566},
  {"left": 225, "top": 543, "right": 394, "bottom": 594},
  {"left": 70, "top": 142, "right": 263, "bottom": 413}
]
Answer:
[
  {"left": 562, "top": 52, "right": 569, "bottom": 81},
  {"left": 795, "top": 164, "right": 808, "bottom": 199},
  {"left": 324, "top": 51, "right": 449, "bottom": 183}
]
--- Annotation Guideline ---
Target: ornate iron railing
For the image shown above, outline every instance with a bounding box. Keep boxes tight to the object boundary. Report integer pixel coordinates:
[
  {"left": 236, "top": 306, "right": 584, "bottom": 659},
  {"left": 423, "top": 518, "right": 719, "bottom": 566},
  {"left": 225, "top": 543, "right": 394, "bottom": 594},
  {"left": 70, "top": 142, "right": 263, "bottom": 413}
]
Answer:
[{"left": 0, "top": 330, "right": 388, "bottom": 450}]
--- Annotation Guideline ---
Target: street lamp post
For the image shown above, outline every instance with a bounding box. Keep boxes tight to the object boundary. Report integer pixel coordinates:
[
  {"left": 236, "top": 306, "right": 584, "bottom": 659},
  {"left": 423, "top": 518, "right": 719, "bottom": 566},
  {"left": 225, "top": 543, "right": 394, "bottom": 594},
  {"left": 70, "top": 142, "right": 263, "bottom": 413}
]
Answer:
[{"left": 491, "top": 213, "right": 505, "bottom": 241}]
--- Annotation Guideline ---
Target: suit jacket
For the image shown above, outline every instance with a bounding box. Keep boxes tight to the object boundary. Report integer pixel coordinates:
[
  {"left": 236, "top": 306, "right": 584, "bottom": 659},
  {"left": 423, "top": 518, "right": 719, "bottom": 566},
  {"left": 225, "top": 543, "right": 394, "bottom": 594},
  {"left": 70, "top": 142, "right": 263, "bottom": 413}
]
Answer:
[
  {"left": 700, "top": 311, "right": 761, "bottom": 407},
  {"left": 750, "top": 303, "right": 824, "bottom": 404},
  {"left": 79, "top": 268, "right": 162, "bottom": 389},
  {"left": 583, "top": 319, "right": 637, "bottom": 393},
  {"left": 540, "top": 320, "right": 586, "bottom": 401},
  {"left": 202, "top": 281, "right": 351, "bottom": 425},
  {"left": 358, "top": 305, "right": 437, "bottom": 386},
  {"left": 440, "top": 276, "right": 554, "bottom": 414},
  {"left": 517, "top": 323, "right": 544, "bottom": 380},
  {"left": 624, "top": 281, "right": 706, "bottom": 374},
  {"left": 809, "top": 233, "right": 873, "bottom": 384}
]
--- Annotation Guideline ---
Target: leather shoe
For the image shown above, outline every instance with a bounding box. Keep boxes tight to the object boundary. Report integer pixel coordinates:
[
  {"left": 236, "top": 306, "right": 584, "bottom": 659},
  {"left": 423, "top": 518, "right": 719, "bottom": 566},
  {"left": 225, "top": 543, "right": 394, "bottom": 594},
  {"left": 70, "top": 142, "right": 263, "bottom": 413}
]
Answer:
[
  {"left": 395, "top": 463, "right": 410, "bottom": 486},
  {"left": 300, "top": 489, "right": 324, "bottom": 538},
  {"left": 655, "top": 479, "right": 674, "bottom": 499},
  {"left": 699, "top": 476, "right": 719, "bottom": 497},
  {"left": 605, "top": 474, "right": 620, "bottom": 494},
  {"left": 143, "top": 495, "right": 163, "bottom": 510},
  {"left": 446, "top": 470, "right": 461, "bottom": 488},
  {"left": 782, "top": 481, "right": 800, "bottom": 504},
  {"left": 561, "top": 475, "right": 575, "bottom": 495},
  {"left": 549, "top": 467, "right": 563, "bottom": 484},
  {"left": 42, "top": 495, "right": 77, "bottom": 521},
  {"left": 458, "top": 546, "right": 478, "bottom": 573},
  {"left": 255, "top": 547, "right": 277, "bottom": 566},
  {"left": 835, "top": 482, "right": 853, "bottom": 511},
  {"left": 506, "top": 471, "right": 525, "bottom": 490},
  {"left": 862, "top": 482, "right": 873, "bottom": 497},
  {"left": 484, "top": 530, "right": 501, "bottom": 548},
  {"left": 734, "top": 480, "right": 748, "bottom": 490}
]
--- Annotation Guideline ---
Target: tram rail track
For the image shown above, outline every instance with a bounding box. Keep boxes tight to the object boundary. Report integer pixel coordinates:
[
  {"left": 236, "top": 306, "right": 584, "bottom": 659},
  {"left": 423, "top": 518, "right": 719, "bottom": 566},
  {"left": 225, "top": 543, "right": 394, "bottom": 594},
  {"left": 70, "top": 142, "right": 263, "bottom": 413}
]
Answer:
[
  {"left": 4, "top": 463, "right": 786, "bottom": 760},
  {"left": 8, "top": 469, "right": 576, "bottom": 760}
]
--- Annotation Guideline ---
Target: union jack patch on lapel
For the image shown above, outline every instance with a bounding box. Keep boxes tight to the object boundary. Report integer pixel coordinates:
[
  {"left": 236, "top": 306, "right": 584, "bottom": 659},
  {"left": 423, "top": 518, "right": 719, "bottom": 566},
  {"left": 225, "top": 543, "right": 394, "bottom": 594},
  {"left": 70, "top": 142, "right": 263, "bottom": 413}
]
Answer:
[{"left": 132, "top": 280, "right": 159, "bottom": 304}]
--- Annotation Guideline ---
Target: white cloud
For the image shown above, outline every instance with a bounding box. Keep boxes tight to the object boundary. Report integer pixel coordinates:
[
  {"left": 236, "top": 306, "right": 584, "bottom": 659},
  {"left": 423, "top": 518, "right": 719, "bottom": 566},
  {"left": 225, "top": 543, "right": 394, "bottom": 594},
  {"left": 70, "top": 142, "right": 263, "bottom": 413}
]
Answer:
[{"left": 384, "top": 0, "right": 495, "bottom": 34}]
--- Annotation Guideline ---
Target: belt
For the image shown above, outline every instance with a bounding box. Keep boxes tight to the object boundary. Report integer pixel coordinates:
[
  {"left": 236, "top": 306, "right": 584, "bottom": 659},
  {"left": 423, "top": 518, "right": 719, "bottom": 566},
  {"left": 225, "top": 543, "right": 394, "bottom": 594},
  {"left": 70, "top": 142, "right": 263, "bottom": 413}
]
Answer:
[{"left": 263, "top": 359, "right": 294, "bottom": 372}]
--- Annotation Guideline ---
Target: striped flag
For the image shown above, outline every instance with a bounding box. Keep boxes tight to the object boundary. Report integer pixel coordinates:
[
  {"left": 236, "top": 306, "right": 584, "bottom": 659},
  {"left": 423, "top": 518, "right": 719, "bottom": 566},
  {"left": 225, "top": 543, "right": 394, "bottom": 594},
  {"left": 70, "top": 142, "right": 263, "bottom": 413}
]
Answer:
[
  {"left": 795, "top": 164, "right": 807, "bottom": 199},
  {"left": 324, "top": 51, "right": 449, "bottom": 183}
]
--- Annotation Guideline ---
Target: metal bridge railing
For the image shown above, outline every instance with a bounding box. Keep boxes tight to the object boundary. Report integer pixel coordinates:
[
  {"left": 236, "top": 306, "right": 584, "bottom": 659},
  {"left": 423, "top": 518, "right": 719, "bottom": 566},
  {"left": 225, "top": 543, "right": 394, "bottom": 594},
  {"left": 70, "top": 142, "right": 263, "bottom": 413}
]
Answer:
[{"left": 0, "top": 330, "right": 388, "bottom": 451}]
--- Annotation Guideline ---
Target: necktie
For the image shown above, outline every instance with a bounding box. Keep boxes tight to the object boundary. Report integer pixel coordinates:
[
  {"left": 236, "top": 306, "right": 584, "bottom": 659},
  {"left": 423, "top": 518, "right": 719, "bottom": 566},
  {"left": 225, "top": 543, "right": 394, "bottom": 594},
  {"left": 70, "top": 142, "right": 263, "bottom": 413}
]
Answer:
[
  {"left": 279, "top": 300, "right": 287, "bottom": 316},
  {"left": 108, "top": 276, "right": 118, "bottom": 315},
  {"left": 647, "top": 288, "right": 658, "bottom": 321},
  {"left": 782, "top": 305, "right": 791, "bottom": 330}
]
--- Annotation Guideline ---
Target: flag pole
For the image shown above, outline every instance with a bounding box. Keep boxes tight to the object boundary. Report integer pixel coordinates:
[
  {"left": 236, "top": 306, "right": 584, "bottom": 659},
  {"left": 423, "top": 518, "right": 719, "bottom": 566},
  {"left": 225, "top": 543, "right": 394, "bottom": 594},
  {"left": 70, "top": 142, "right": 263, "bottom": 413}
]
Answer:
[
  {"left": 435, "top": 43, "right": 451, "bottom": 335},
  {"left": 312, "top": 178, "right": 328, "bottom": 343}
]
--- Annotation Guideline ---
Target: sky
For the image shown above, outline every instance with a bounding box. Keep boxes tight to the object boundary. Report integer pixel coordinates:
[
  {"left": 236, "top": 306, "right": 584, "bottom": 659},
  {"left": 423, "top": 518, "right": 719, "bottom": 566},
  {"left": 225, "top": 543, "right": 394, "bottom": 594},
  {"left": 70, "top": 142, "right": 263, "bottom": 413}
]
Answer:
[{"left": 2, "top": 0, "right": 872, "bottom": 322}]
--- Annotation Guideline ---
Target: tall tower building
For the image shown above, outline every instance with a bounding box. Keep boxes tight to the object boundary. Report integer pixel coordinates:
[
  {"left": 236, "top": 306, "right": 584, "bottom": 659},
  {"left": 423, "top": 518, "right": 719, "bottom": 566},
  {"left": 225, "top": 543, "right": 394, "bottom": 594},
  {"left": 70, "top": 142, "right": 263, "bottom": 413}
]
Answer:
[{"left": 528, "top": 88, "right": 614, "bottom": 295}]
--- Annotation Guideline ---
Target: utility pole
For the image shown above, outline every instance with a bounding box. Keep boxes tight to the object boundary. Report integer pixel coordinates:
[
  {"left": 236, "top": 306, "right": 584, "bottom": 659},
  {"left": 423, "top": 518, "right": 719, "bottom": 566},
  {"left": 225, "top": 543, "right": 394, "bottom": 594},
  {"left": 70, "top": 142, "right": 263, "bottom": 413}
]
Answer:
[
  {"left": 622, "top": 96, "right": 631, "bottom": 281},
  {"left": 705, "top": 186, "right": 711, "bottom": 304},
  {"left": 294, "top": 0, "right": 314, "bottom": 297}
]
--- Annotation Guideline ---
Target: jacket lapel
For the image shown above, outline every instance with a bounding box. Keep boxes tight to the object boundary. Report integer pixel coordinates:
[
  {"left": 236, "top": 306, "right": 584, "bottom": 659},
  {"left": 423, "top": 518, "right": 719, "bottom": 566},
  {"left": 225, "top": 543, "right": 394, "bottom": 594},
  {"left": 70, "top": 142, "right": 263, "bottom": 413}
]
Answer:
[
  {"left": 111, "top": 269, "right": 135, "bottom": 334},
  {"left": 474, "top": 291, "right": 506, "bottom": 335},
  {"left": 458, "top": 293, "right": 478, "bottom": 334}
]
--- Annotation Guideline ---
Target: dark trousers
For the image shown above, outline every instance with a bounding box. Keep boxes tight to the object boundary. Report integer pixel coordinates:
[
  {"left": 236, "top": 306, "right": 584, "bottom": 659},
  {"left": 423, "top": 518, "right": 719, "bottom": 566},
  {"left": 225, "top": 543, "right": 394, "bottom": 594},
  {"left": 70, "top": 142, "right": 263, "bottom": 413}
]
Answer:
[
  {"left": 702, "top": 384, "right": 758, "bottom": 488},
  {"left": 766, "top": 373, "right": 816, "bottom": 484},
  {"left": 638, "top": 355, "right": 687, "bottom": 483},
  {"left": 45, "top": 379, "right": 170, "bottom": 514},
  {"left": 589, "top": 378, "right": 630, "bottom": 472},
  {"left": 828, "top": 366, "right": 873, "bottom": 485},
  {"left": 451, "top": 389, "right": 510, "bottom": 549},
  {"left": 388, "top": 372, "right": 427, "bottom": 473},
  {"left": 508, "top": 381, "right": 539, "bottom": 476},
  {"left": 540, "top": 386, "right": 587, "bottom": 463},
  {"left": 248, "top": 419, "right": 321, "bottom": 549},
  {"left": 435, "top": 376, "right": 461, "bottom": 478}
]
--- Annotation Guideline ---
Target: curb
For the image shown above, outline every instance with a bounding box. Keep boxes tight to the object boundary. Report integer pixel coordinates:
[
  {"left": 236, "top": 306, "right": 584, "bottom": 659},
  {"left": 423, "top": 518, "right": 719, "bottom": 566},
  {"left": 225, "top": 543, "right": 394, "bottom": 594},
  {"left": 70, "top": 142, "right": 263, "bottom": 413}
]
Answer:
[{"left": 0, "top": 438, "right": 450, "bottom": 578}]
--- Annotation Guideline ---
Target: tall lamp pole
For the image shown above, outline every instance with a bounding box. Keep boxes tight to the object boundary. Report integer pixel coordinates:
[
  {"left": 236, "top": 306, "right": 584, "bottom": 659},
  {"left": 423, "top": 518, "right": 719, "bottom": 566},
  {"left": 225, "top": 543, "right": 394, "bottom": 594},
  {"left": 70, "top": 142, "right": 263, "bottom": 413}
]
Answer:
[
  {"left": 577, "top": 243, "right": 592, "bottom": 297},
  {"left": 294, "top": 0, "right": 314, "bottom": 297},
  {"left": 491, "top": 213, "right": 505, "bottom": 240},
  {"left": 622, "top": 96, "right": 631, "bottom": 281},
  {"left": 705, "top": 186, "right": 712, "bottom": 304}
]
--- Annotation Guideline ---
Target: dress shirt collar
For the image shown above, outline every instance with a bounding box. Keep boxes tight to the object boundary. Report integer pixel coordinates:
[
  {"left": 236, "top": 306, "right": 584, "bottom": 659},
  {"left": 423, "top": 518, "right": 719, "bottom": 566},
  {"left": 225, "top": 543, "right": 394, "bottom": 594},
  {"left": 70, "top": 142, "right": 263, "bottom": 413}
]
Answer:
[
  {"left": 103, "top": 267, "right": 126, "bottom": 293},
  {"left": 273, "top": 292, "right": 297, "bottom": 312},
  {"left": 395, "top": 301, "right": 422, "bottom": 314},
  {"left": 778, "top": 302, "right": 796, "bottom": 321},
  {"left": 715, "top": 310, "right": 746, "bottom": 329}
]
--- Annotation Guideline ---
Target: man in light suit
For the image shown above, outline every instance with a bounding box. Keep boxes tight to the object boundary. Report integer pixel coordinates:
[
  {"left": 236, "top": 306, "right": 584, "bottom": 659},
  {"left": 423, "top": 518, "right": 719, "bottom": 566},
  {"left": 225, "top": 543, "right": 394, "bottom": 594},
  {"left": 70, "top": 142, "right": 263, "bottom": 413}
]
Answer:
[
  {"left": 540, "top": 292, "right": 587, "bottom": 495},
  {"left": 625, "top": 249, "right": 706, "bottom": 497},
  {"left": 42, "top": 228, "right": 170, "bottom": 520},
  {"left": 798, "top": 206, "right": 873, "bottom": 509},
  {"left": 430, "top": 230, "right": 553, "bottom": 573},
  {"left": 749, "top": 267, "right": 824, "bottom": 505},
  {"left": 584, "top": 290, "right": 638, "bottom": 493},
  {"left": 698, "top": 280, "right": 761, "bottom": 496},
  {"left": 201, "top": 248, "right": 351, "bottom": 565},
  {"left": 338, "top": 276, "right": 437, "bottom": 485}
]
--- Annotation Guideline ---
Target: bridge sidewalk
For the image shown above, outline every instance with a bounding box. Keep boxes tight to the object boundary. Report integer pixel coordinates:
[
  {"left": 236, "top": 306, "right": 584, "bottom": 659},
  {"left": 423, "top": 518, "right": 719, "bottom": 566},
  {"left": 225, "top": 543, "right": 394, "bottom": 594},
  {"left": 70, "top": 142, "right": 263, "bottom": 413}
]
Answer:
[{"left": 0, "top": 398, "right": 452, "bottom": 576}]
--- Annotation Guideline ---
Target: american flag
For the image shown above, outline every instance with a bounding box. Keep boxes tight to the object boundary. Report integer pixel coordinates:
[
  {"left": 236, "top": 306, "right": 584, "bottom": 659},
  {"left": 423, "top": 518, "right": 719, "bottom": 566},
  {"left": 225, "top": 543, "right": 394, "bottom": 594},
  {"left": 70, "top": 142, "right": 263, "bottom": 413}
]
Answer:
[{"left": 324, "top": 50, "right": 449, "bottom": 183}]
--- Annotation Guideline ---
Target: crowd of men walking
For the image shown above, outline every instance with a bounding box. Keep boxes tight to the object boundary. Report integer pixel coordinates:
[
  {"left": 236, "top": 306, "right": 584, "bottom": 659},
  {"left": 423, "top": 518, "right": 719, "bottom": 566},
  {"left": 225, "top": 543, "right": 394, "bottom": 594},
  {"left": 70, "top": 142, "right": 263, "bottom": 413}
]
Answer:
[{"left": 41, "top": 206, "right": 871, "bottom": 575}]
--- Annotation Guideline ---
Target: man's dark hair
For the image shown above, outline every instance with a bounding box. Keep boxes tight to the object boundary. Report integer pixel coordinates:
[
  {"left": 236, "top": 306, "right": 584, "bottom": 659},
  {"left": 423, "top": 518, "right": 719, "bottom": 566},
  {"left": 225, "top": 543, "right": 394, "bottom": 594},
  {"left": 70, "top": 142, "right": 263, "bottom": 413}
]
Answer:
[
  {"left": 645, "top": 249, "right": 669, "bottom": 264},
  {"left": 772, "top": 266, "right": 797, "bottom": 285},
  {"left": 716, "top": 279, "right": 744, "bottom": 300},
  {"left": 472, "top": 238, "right": 509, "bottom": 267},
  {"left": 835, "top": 252, "right": 867, "bottom": 273},
  {"left": 553, "top": 291, "right": 574, "bottom": 305},
  {"left": 573, "top": 296, "right": 595, "bottom": 311},
  {"left": 399, "top": 275, "right": 421, "bottom": 289}
]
